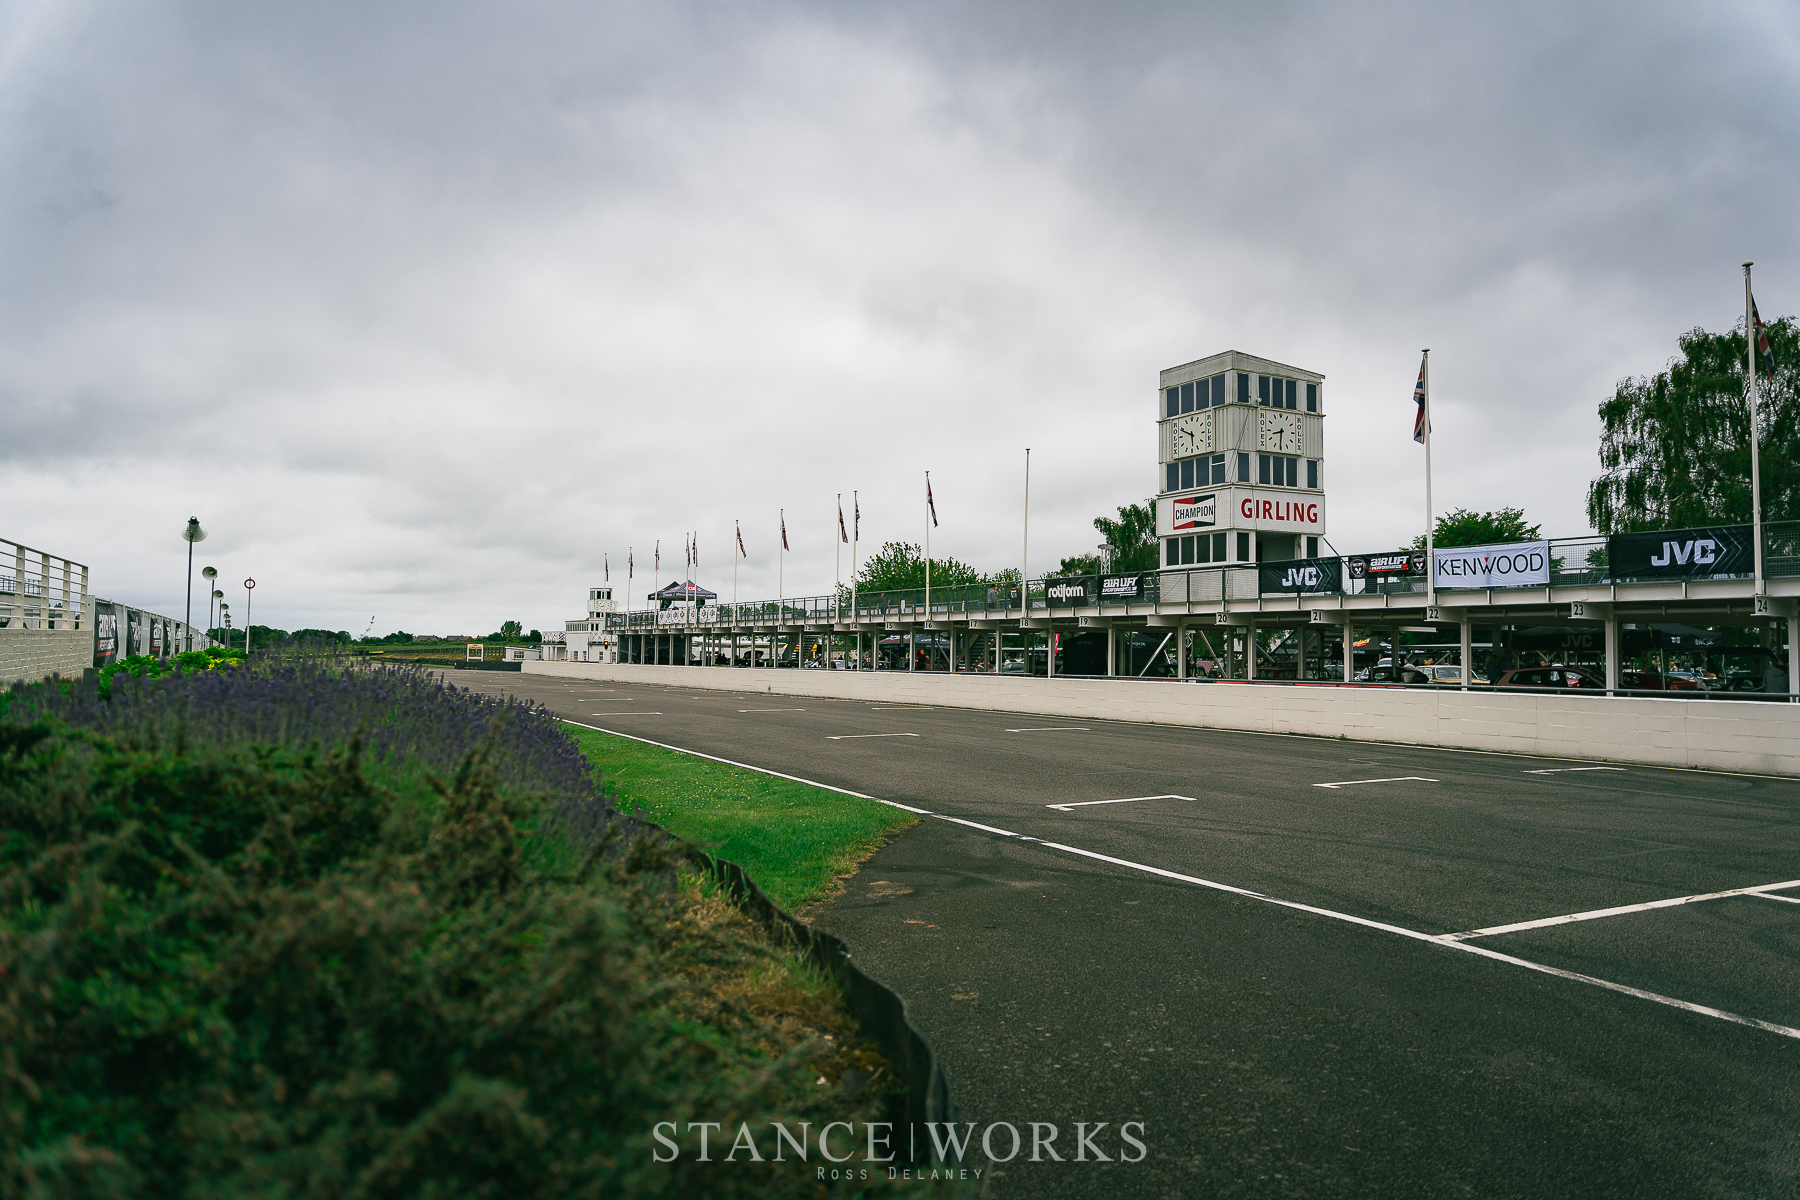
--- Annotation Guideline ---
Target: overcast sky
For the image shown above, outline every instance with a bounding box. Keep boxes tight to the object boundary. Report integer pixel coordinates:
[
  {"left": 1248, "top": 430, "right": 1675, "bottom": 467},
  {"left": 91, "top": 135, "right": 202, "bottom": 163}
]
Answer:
[{"left": 2, "top": 1, "right": 1795, "bottom": 636}]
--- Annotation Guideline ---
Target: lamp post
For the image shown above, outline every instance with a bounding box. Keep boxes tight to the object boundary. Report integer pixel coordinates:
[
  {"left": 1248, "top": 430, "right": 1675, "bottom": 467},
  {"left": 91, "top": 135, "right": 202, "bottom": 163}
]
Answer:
[
  {"left": 243, "top": 578, "right": 256, "bottom": 655},
  {"left": 221, "top": 603, "right": 231, "bottom": 650},
  {"left": 211, "top": 589, "right": 224, "bottom": 646},
  {"left": 202, "top": 566, "right": 218, "bottom": 643},
  {"left": 182, "top": 518, "right": 207, "bottom": 652}
]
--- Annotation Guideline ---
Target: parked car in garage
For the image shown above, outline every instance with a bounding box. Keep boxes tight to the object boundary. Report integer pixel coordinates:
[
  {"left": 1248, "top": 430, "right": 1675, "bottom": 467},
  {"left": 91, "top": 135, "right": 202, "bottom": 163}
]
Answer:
[
  {"left": 1355, "top": 663, "right": 1432, "bottom": 684},
  {"left": 1496, "top": 666, "right": 1599, "bottom": 689},
  {"left": 1619, "top": 670, "right": 1700, "bottom": 692}
]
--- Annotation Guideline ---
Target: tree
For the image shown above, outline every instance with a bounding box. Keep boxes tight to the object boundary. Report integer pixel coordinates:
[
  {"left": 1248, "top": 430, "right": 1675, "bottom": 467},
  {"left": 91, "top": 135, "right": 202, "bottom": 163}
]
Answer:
[
  {"left": 853, "top": 541, "right": 985, "bottom": 592},
  {"left": 1057, "top": 552, "right": 1105, "bottom": 576},
  {"left": 1087, "top": 499, "right": 1160, "bottom": 573},
  {"left": 1410, "top": 507, "right": 1542, "bottom": 551},
  {"left": 1587, "top": 317, "right": 1798, "bottom": 533},
  {"left": 498, "top": 620, "right": 523, "bottom": 641}
]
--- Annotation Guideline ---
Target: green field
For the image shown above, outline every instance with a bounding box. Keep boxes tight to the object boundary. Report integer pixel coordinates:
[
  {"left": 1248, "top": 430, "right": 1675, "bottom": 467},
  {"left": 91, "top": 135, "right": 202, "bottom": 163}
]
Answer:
[{"left": 563, "top": 724, "right": 916, "bottom": 910}]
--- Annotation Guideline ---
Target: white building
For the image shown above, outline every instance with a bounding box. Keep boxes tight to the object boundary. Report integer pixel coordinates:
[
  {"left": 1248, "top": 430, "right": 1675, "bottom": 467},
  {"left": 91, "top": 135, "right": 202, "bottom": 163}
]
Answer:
[
  {"left": 543, "top": 587, "right": 619, "bottom": 663},
  {"left": 1153, "top": 351, "right": 1327, "bottom": 568}
]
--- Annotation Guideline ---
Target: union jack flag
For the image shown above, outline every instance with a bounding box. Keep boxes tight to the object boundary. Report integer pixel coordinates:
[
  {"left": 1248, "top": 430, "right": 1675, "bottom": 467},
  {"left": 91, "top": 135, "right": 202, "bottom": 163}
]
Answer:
[
  {"left": 854, "top": 494, "right": 860, "bottom": 541},
  {"left": 736, "top": 522, "right": 746, "bottom": 558},
  {"left": 927, "top": 474, "right": 938, "bottom": 527},
  {"left": 604, "top": 554, "right": 608, "bottom": 582},
  {"left": 1412, "top": 358, "right": 1430, "bottom": 444},
  {"left": 1753, "top": 295, "right": 1776, "bottom": 381},
  {"left": 838, "top": 498, "right": 849, "bottom": 544},
  {"left": 781, "top": 512, "right": 789, "bottom": 552}
]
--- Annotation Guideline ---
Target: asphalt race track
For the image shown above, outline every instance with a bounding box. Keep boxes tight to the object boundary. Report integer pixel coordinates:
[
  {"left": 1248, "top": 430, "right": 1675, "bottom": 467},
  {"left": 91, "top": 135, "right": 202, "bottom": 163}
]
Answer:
[{"left": 455, "top": 670, "right": 1800, "bottom": 1199}]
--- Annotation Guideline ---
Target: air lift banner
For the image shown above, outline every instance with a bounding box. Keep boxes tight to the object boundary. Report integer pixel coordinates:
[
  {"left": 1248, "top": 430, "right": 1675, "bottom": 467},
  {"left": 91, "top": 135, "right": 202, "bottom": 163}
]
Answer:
[
  {"left": 1346, "top": 550, "right": 1426, "bottom": 580},
  {"left": 1258, "top": 556, "right": 1343, "bottom": 594},
  {"left": 1608, "top": 524, "right": 1753, "bottom": 580},
  {"left": 1432, "top": 540, "right": 1550, "bottom": 588}
]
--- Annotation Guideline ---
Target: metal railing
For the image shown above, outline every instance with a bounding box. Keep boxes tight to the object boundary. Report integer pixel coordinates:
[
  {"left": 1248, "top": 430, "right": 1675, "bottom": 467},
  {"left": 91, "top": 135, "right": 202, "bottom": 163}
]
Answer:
[
  {"left": 1, "top": 537, "right": 88, "bottom": 630},
  {"left": 603, "top": 522, "right": 1800, "bottom": 630}
]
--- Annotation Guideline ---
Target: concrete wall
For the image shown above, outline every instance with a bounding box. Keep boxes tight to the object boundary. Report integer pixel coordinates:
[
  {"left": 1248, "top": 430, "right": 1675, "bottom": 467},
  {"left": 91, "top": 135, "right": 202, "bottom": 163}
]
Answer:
[
  {"left": 1, "top": 628, "right": 93, "bottom": 685},
  {"left": 522, "top": 660, "right": 1800, "bottom": 777}
]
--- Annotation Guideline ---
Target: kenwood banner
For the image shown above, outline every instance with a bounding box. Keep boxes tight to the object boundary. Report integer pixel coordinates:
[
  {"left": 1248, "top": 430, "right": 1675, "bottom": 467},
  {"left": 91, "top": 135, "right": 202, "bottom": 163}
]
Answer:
[
  {"left": 1608, "top": 525, "right": 1754, "bottom": 580},
  {"left": 1433, "top": 540, "right": 1550, "bottom": 588},
  {"left": 1259, "top": 557, "right": 1343, "bottom": 594}
]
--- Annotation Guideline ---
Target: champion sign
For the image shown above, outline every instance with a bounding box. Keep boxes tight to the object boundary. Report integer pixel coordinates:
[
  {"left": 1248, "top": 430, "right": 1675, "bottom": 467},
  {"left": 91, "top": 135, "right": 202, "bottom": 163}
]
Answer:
[
  {"left": 1432, "top": 540, "right": 1550, "bottom": 589},
  {"left": 1171, "top": 494, "right": 1217, "bottom": 530}
]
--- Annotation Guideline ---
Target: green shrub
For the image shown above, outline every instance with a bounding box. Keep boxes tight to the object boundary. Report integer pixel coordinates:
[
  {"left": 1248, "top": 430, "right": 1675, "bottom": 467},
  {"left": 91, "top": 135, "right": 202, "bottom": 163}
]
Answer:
[{"left": 2, "top": 699, "right": 889, "bottom": 1196}]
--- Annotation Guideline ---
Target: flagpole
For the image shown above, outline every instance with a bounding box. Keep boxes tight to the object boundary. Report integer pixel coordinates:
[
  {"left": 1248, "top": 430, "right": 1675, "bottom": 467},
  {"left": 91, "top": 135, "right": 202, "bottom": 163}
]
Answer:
[
  {"left": 1746, "top": 261, "right": 1765, "bottom": 596},
  {"left": 836, "top": 494, "right": 842, "bottom": 621},
  {"left": 852, "top": 491, "right": 860, "bottom": 665},
  {"left": 779, "top": 508, "right": 784, "bottom": 621},
  {"left": 924, "top": 471, "right": 931, "bottom": 624},
  {"left": 1422, "top": 350, "right": 1435, "bottom": 608},
  {"left": 1023, "top": 448, "right": 1031, "bottom": 604}
]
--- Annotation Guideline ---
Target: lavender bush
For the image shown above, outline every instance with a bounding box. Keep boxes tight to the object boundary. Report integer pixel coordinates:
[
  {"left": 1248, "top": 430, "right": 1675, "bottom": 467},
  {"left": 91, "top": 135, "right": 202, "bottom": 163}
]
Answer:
[{"left": 7, "top": 660, "right": 588, "bottom": 800}]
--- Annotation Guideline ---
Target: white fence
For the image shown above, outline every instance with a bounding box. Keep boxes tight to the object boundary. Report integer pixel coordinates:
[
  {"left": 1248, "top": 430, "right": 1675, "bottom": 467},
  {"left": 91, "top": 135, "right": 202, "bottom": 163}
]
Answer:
[{"left": 1, "top": 537, "right": 87, "bottom": 630}]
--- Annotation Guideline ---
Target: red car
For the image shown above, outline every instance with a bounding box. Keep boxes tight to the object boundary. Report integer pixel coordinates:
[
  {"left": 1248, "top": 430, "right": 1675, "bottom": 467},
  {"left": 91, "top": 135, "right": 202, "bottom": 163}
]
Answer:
[{"left": 1496, "top": 666, "right": 1598, "bottom": 689}]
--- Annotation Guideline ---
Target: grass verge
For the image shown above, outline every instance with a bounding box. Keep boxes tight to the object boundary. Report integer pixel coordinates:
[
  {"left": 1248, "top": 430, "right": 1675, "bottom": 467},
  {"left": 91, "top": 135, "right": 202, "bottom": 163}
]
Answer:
[{"left": 563, "top": 723, "right": 916, "bottom": 911}]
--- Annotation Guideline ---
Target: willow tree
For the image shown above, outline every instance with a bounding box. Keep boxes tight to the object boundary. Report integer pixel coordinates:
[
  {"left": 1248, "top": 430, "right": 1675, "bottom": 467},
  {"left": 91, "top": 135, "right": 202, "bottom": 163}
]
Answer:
[{"left": 1587, "top": 317, "right": 1797, "bottom": 533}]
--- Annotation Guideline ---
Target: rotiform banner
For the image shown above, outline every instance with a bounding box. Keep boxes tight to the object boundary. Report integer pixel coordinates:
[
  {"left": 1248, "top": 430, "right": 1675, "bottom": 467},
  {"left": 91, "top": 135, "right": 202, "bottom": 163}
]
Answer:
[
  {"left": 1609, "top": 524, "right": 1754, "bottom": 579},
  {"left": 1258, "top": 557, "right": 1343, "bottom": 594},
  {"left": 1043, "top": 578, "right": 1094, "bottom": 605},
  {"left": 1433, "top": 540, "right": 1550, "bottom": 588}
]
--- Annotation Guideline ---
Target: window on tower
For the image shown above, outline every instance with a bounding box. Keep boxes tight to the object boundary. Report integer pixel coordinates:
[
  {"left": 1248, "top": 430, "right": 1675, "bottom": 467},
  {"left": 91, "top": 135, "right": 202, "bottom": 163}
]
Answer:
[{"left": 1306, "top": 382, "right": 1318, "bottom": 412}]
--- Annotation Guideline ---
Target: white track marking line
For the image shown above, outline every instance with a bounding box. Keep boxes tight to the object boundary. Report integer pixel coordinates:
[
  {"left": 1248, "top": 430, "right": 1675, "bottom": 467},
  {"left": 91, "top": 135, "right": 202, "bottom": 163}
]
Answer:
[
  {"left": 1752, "top": 892, "right": 1800, "bottom": 905},
  {"left": 1314, "top": 776, "right": 1439, "bottom": 789},
  {"left": 1047, "top": 794, "right": 1197, "bottom": 812},
  {"left": 557, "top": 720, "right": 1800, "bottom": 1042},
  {"left": 1525, "top": 766, "right": 1628, "bottom": 775},
  {"left": 870, "top": 706, "right": 935, "bottom": 710},
  {"left": 1005, "top": 727, "right": 1090, "bottom": 733},
  {"left": 826, "top": 732, "right": 920, "bottom": 740},
  {"left": 739, "top": 708, "right": 807, "bottom": 712},
  {"left": 1443, "top": 879, "right": 1800, "bottom": 939},
  {"left": 590, "top": 711, "right": 662, "bottom": 715},
  {"left": 1034, "top": 844, "right": 1800, "bottom": 1041}
]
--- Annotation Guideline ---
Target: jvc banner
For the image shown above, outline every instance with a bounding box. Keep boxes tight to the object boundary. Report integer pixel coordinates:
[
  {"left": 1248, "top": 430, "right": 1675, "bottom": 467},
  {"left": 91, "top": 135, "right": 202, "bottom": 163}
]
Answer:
[
  {"left": 1259, "top": 557, "right": 1343, "bottom": 594},
  {"left": 1433, "top": 540, "right": 1550, "bottom": 589},
  {"left": 1608, "top": 524, "right": 1753, "bottom": 580}
]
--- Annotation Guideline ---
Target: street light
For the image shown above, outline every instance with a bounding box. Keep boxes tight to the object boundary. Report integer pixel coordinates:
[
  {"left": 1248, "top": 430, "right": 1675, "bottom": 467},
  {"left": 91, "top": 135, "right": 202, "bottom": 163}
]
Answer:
[
  {"left": 183, "top": 518, "right": 207, "bottom": 653},
  {"left": 244, "top": 578, "right": 256, "bottom": 655},
  {"left": 211, "top": 588, "right": 224, "bottom": 646},
  {"left": 221, "top": 602, "right": 231, "bottom": 650},
  {"left": 202, "top": 566, "right": 218, "bottom": 640}
]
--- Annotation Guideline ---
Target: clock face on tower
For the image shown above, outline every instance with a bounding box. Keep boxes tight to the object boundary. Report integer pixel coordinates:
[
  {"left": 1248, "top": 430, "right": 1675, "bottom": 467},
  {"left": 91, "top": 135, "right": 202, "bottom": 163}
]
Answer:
[
  {"left": 1170, "top": 411, "right": 1212, "bottom": 457},
  {"left": 1258, "top": 410, "right": 1301, "bottom": 454}
]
